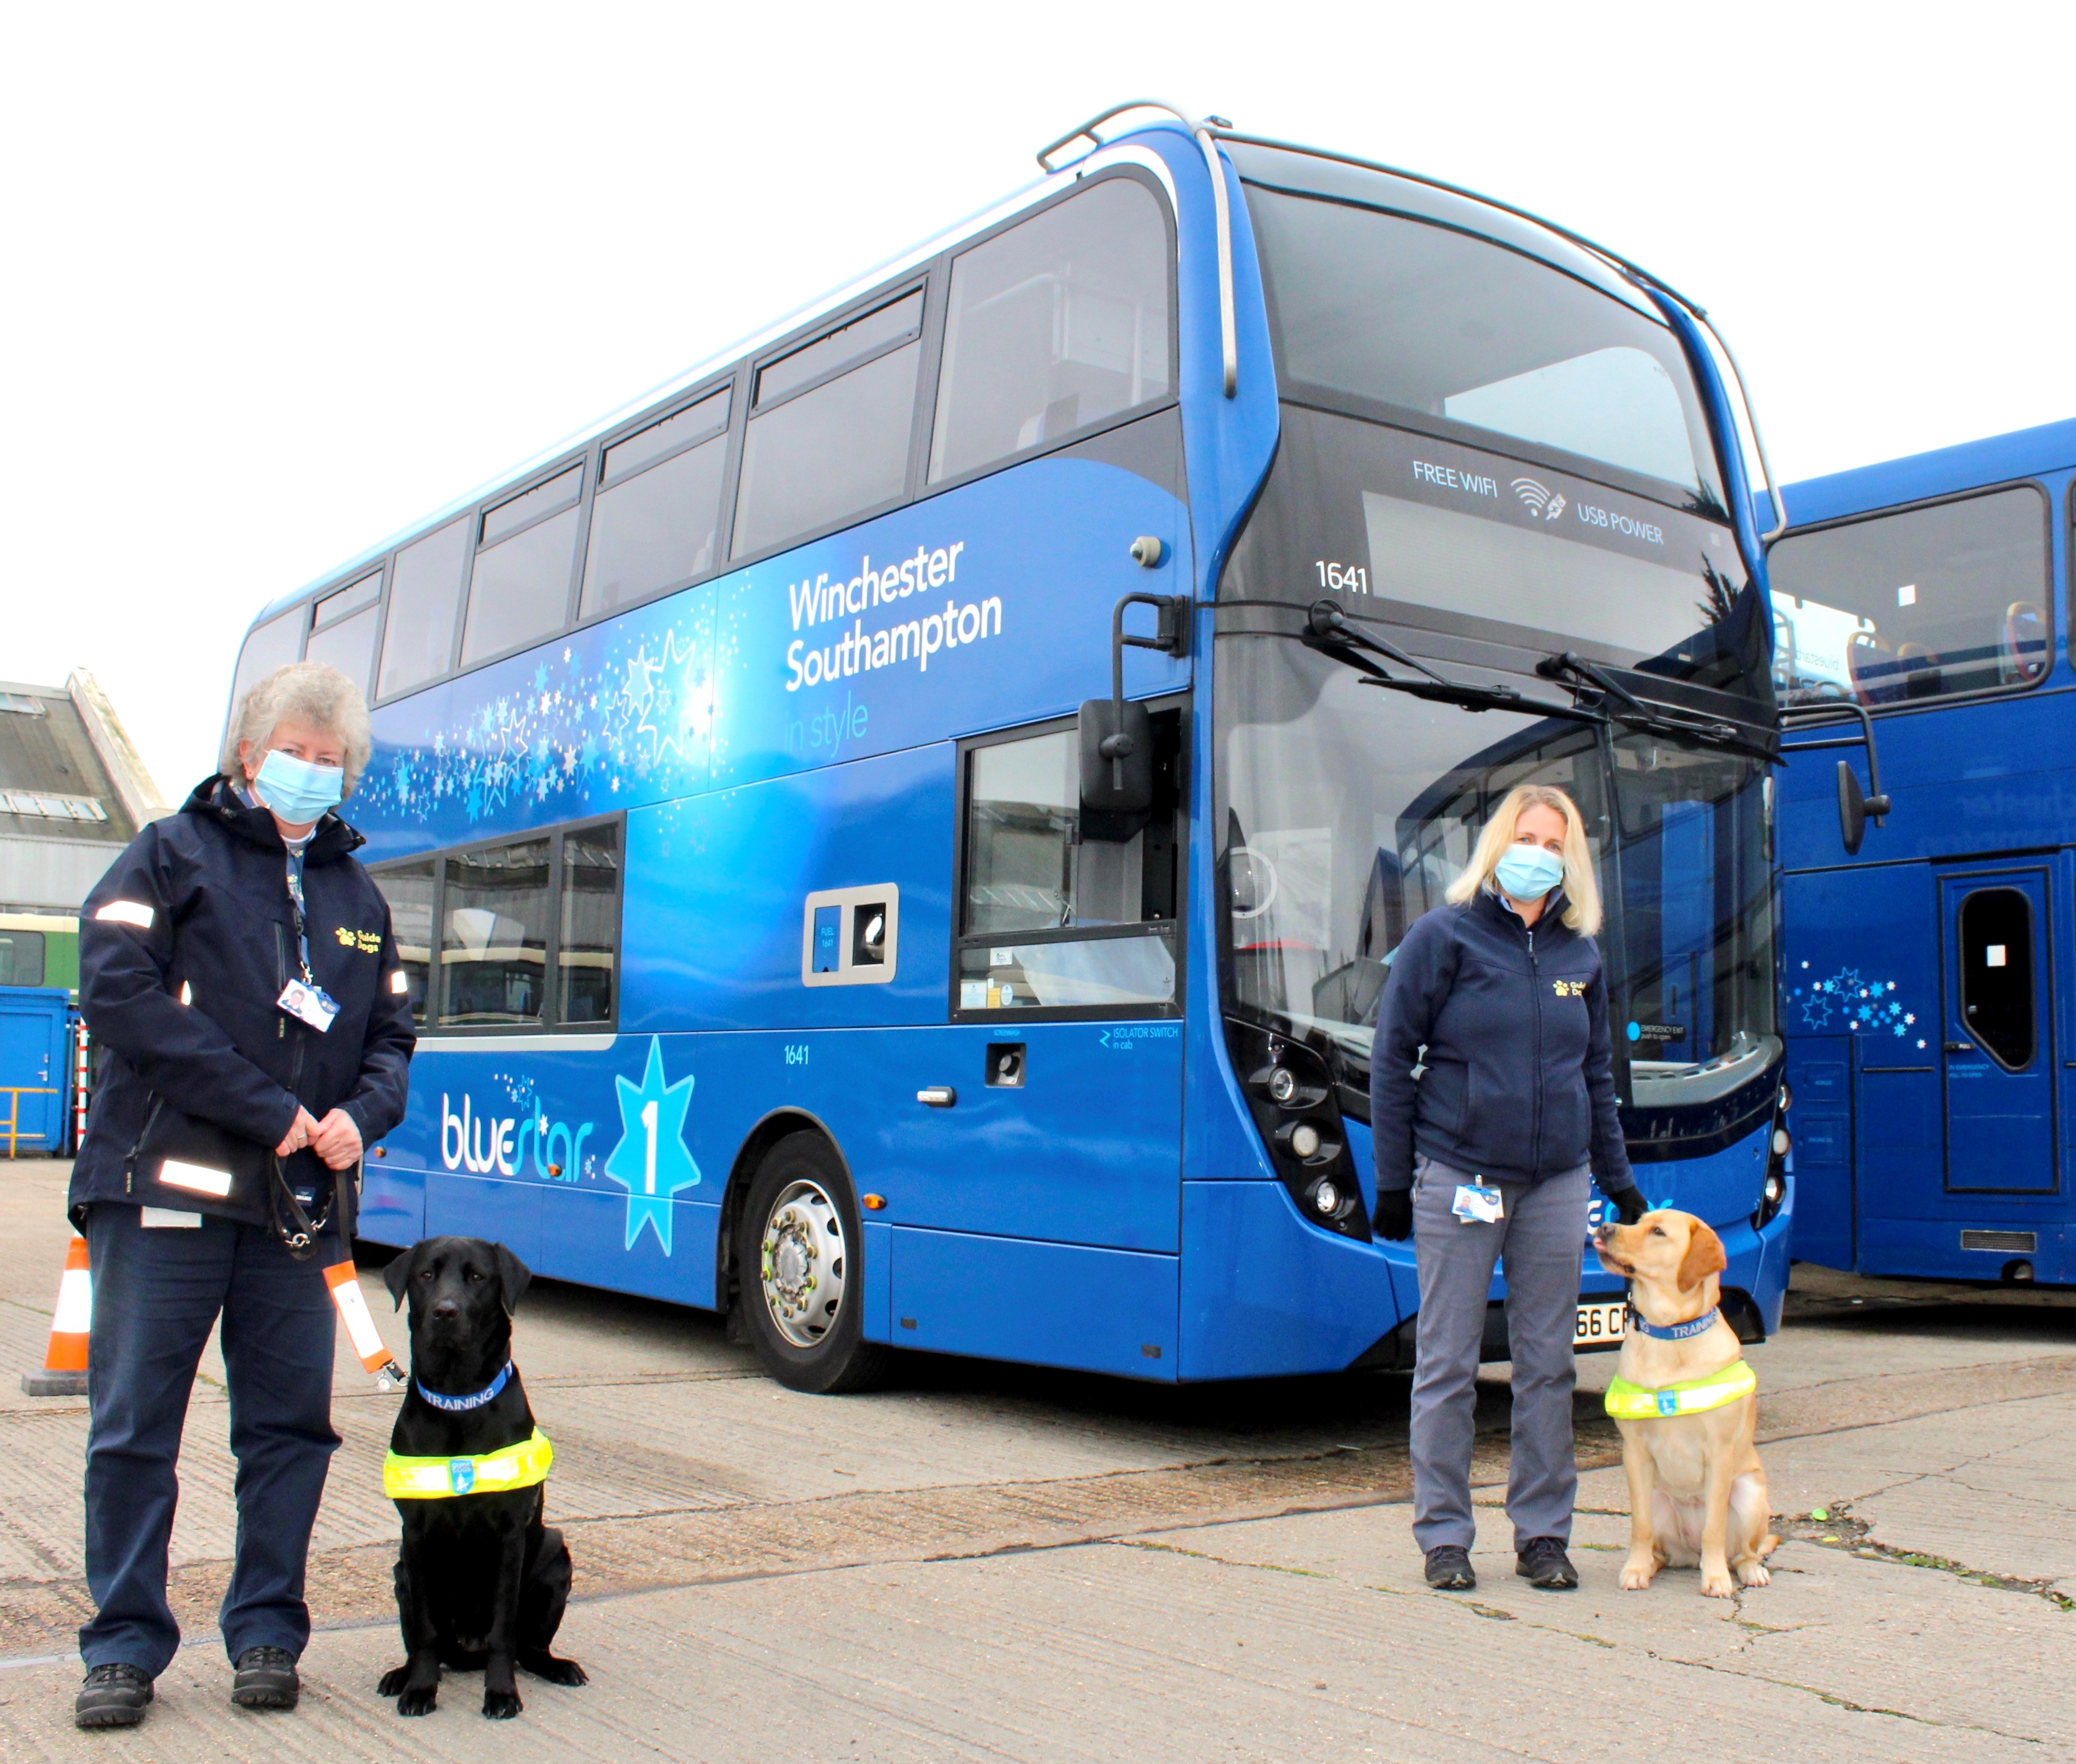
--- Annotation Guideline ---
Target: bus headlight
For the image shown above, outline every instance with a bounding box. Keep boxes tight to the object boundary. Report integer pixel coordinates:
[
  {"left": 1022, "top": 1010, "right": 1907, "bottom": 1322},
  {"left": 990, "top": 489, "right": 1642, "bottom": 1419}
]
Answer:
[
  {"left": 1312, "top": 1180, "right": 1341, "bottom": 1215},
  {"left": 1268, "top": 1067, "right": 1298, "bottom": 1105},
  {"left": 1291, "top": 1122, "right": 1321, "bottom": 1159}
]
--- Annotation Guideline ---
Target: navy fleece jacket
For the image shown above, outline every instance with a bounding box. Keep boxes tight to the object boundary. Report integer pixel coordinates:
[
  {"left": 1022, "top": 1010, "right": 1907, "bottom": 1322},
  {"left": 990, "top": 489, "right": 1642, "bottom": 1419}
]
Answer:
[{"left": 1370, "top": 888, "right": 1637, "bottom": 1195}]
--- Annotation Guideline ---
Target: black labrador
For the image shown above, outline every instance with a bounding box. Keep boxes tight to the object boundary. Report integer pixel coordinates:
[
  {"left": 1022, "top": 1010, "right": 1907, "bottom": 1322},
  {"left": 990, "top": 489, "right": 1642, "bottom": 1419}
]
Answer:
[{"left": 378, "top": 1235, "right": 587, "bottom": 1718}]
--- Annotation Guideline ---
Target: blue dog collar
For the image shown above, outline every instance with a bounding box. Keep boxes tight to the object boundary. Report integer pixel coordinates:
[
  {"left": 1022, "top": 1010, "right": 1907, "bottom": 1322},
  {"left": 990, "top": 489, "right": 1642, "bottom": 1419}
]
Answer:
[
  {"left": 1626, "top": 1307, "right": 1720, "bottom": 1342},
  {"left": 414, "top": 1361, "right": 513, "bottom": 1411}
]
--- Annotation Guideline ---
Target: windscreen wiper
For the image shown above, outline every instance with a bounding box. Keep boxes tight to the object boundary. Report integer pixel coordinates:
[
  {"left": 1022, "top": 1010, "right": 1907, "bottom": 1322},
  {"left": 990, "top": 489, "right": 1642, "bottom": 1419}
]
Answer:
[
  {"left": 1534, "top": 650, "right": 1776, "bottom": 761},
  {"left": 1296, "top": 601, "right": 1600, "bottom": 723}
]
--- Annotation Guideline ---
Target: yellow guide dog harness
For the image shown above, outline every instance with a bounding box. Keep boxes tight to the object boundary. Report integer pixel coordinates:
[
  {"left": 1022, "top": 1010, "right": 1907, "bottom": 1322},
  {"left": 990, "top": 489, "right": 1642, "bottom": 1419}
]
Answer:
[
  {"left": 1604, "top": 1359, "right": 1757, "bottom": 1420},
  {"left": 384, "top": 1427, "right": 554, "bottom": 1499}
]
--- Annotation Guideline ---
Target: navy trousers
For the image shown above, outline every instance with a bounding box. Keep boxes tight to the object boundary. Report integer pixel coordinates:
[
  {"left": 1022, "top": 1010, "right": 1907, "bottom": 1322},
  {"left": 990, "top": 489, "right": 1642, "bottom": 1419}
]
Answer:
[{"left": 80, "top": 1204, "right": 339, "bottom": 1676}]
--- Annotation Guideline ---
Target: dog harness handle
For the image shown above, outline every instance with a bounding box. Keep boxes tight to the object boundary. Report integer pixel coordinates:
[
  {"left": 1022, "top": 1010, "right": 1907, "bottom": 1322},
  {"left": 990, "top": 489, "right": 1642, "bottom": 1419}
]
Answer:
[
  {"left": 1604, "top": 1360, "right": 1756, "bottom": 1420},
  {"left": 1624, "top": 1305, "right": 1721, "bottom": 1342},
  {"left": 382, "top": 1427, "right": 553, "bottom": 1499}
]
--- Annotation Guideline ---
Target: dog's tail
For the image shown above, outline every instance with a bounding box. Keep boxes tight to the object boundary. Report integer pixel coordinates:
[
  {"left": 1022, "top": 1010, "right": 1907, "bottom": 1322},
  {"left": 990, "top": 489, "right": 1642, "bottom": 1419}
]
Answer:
[{"left": 1759, "top": 1532, "right": 1782, "bottom": 1559}]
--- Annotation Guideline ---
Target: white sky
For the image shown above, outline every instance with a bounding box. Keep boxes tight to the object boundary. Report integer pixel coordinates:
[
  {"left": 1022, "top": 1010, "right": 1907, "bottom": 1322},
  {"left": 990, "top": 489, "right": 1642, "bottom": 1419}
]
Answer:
[{"left": 6, "top": 3, "right": 2072, "bottom": 800}]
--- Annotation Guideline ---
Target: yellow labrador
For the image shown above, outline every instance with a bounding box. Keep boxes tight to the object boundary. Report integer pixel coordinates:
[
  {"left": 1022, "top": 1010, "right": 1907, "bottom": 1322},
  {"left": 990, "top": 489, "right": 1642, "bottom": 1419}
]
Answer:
[{"left": 1592, "top": 1210, "right": 1776, "bottom": 1597}]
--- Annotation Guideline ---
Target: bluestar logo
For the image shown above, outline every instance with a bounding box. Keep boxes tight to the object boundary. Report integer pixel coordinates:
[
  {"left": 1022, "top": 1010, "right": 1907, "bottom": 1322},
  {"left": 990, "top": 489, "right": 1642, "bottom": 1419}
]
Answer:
[
  {"left": 602, "top": 1037, "right": 702, "bottom": 1253},
  {"left": 442, "top": 1093, "right": 594, "bottom": 1179}
]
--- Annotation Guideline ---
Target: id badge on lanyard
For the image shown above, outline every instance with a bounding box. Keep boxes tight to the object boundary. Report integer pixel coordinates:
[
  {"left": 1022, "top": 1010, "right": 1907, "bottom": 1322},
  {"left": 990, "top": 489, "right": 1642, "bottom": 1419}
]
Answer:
[
  {"left": 1452, "top": 1182, "right": 1505, "bottom": 1224},
  {"left": 277, "top": 848, "right": 339, "bottom": 1032}
]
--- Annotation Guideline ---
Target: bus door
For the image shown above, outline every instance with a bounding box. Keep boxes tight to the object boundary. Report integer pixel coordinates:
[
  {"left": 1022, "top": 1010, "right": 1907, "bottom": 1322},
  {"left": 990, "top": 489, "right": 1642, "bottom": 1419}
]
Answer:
[
  {"left": 1938, "top": 867, "right": 2057, "bottom": 1194},
  {"left": 878, "top": 713, "right": 1187, "bottom": 1369}
]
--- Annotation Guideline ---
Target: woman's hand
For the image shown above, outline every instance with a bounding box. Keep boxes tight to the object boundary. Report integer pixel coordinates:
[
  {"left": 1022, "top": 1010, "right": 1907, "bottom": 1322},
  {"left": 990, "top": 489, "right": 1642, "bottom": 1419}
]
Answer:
[
  {"left": 310, "top": 1108, "right": 363, "bottom": 1171},
  {"left": 275, "top": 1106, "right": 320, "bottom": 1157},
  {"left": 1604, "top": 1183, "right": 1648, "bottom": 1225},
  {"left": 1373, "top": 1188, "right": 1414, "bottom": 1240}
]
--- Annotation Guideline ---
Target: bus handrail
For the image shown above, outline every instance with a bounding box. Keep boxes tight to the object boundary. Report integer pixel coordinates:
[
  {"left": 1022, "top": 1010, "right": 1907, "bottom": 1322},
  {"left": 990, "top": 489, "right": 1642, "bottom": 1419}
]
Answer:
[{"left": 1036, "top": 101, "right": 1239, "bottom": 398}]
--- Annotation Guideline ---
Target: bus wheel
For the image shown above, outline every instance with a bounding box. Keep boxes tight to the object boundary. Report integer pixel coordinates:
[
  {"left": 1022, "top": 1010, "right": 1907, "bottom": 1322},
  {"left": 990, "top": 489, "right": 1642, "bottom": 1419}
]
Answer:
[{"left": 738, "top": 1133, "right": 891, "bottom": 1394}]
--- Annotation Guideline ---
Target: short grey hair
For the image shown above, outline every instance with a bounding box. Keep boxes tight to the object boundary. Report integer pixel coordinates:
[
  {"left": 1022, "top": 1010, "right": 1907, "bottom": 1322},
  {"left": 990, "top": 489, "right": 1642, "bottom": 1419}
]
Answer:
[{"left": 221, "top": 660, "right": 374, "bottom": 794}]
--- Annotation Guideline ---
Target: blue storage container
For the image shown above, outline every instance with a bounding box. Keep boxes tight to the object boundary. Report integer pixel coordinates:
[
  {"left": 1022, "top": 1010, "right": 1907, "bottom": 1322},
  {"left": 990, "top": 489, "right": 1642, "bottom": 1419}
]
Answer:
[{"left": 0, "top": 986, "right": 71, "bottom": 1155}]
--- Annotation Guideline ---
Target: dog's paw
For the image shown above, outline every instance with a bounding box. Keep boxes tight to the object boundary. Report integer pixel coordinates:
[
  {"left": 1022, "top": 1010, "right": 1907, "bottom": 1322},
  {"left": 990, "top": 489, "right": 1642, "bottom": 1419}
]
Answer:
[
  {"left": 1619, "top": 1559, "right": 1657, "bottom": 1591},
  {"left": 1736, "top": 1560, "right": 1772, "bottom": 1588},
  {"left": 377, "top": 1664, "right": 412, "bottom": 1697},
  {"left": 483, "top": 1689, "right": 523, "bottom": 1720},
  {"left": 521, "top": 1651, "right": 588, "bottom": 1686},
  {"left": 1700, "top": 1570, "right": 1736, "bottom": 1598},
  {"left": 397, "top": 1684, "right": 439, "bottom": 1717}
]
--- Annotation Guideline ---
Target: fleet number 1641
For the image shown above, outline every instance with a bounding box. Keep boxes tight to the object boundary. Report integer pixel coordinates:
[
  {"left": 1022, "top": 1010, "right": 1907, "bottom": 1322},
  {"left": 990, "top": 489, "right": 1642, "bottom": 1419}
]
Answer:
[{"left": 1314, "top": 560, "right": 1370, "bottom": 593}]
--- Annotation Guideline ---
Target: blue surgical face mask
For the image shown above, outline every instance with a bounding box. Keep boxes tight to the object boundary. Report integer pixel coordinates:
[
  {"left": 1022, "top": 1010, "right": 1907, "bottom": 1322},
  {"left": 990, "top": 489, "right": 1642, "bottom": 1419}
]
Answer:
[
  {"left": 252, "top": 748, "right": 345, "bottom": 826},
  {"left": 1494, "top": 842, "right": 1565, "bottom": 902}
]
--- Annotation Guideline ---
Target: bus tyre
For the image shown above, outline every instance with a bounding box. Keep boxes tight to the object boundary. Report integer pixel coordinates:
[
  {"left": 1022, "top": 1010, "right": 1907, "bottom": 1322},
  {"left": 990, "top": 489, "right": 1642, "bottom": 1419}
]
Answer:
[{"left": 738, "top": 1134, "right": 891, "bottom": 1394}]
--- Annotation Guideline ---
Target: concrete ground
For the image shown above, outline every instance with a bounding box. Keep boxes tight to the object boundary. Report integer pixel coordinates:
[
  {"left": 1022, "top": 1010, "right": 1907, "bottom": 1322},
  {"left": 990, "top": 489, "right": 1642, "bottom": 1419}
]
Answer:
[{"left": 2, "top": 1157, "right": 2073, "bottom": 1759}]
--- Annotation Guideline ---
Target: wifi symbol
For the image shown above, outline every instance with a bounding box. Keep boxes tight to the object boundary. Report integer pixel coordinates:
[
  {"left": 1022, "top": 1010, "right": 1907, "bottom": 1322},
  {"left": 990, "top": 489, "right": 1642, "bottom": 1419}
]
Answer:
[{"left": 1511, "top": 475, "right": 1561, "bottom": 514}]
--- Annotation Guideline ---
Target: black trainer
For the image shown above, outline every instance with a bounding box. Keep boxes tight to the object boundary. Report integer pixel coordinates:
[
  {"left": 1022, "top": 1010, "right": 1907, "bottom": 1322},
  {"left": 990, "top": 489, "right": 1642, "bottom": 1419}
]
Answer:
[
  {"left": 231, "top": 1645, "right": 300, "bottom": 1711},
  {"left": 75, "top": 1662, "right": 152, "bottom": 1729},
  {"left": 1423, "top": 1545, "right": 1476, "bottom": 1589},
  {"left": 1516, "top": 1537, "right": 1578, "bottom": 1589}
]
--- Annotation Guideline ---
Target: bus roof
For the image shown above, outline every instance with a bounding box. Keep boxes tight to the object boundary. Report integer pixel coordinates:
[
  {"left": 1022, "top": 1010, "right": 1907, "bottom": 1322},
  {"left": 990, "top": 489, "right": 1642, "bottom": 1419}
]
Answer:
[{"left": 1775, "top": 416, "right": 2076, "bottom": 529}]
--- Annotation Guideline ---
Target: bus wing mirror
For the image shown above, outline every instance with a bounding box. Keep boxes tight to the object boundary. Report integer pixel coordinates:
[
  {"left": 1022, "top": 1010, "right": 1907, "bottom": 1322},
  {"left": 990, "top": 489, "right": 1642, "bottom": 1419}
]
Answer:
[{"left": 1079, "top": 697, "right": 1154, "bottom": 821}]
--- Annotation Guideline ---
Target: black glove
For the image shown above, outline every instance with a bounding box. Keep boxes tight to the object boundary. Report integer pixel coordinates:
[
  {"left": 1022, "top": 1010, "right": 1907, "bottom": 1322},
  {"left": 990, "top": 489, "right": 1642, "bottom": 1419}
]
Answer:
[
  {"left": 1604, "top": 1184, "right": 1648, "bottom": 1225},
  {"left": 1373, "top": 1187, "right": 1414, "bottom": 1240}
]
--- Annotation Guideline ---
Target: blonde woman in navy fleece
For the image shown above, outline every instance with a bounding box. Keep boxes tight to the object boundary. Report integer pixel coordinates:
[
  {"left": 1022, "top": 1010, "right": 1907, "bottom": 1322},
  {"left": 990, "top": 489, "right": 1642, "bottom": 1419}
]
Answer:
[{"left": 1369, "top": 783, "right": 1647, "bottom": 1594}]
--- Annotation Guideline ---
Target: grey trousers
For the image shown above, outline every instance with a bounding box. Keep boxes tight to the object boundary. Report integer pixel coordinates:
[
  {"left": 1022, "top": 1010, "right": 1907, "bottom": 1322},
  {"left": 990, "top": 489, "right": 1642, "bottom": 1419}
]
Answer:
[{"left": 1409, "top": 1157, "right": 1591, "bottom": 1553}]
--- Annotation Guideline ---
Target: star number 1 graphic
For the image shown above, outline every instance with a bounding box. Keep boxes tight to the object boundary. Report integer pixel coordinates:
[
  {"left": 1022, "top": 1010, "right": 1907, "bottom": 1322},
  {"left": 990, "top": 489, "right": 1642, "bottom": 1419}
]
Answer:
[{"left": 603, "top": 1037, "right": 701, "bottom": 1253}]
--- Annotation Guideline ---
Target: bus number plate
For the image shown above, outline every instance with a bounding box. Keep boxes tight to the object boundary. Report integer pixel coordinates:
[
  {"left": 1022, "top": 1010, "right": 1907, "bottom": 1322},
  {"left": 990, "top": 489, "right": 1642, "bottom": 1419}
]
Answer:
[{"left": 1574, "top": 1301, "right": 1627, "bottom": 1348}]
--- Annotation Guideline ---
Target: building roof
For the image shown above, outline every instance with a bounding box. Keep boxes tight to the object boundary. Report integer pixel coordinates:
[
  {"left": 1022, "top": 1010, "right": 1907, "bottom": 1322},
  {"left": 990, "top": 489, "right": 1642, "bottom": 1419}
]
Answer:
[{"left": 0, "top": 672, "right": 165, "bottom": 912}]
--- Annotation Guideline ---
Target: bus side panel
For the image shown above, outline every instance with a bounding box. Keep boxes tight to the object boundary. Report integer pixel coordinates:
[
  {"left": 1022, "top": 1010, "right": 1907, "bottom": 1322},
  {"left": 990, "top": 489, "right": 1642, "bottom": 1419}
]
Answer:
[
  {"left": 619, "top": 746, "right": 954, "bottom": 1034},
  {"left": 887, "top": 1227, "right": 1178, "bottom": 1379},
  {"left": 382, "top": 1036, "right": 719, "bottom": 1308},
  {"left": 1783, "top": 1038, "right": 1852, "bottom": 1269},
  {"left": 1178, "top": 1181, "right": 1400, "bottom": 1380},
  {"left": 356, "top": 1161, "right": 424, "bottom": 1248}
]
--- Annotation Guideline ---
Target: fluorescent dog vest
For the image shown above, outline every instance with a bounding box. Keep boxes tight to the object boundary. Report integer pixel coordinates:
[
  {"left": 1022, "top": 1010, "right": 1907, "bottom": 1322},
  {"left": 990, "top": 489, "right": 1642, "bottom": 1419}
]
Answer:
[
  {"left": 383, "top": 1428, "right": 554, "bottom": 1499},
  {"left": 1604, "top": 1359, "right": 1757, "bottom": 1420}
]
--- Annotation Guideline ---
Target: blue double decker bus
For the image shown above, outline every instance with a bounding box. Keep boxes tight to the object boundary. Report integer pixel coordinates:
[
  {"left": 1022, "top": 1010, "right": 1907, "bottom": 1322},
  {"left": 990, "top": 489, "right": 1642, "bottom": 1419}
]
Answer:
[
  {"left": 1773, "top": 419, "right": 2072, "bottom": 1282},
  {"left": 226, "top": 106, "right": 1793, "bottom": 1389}
]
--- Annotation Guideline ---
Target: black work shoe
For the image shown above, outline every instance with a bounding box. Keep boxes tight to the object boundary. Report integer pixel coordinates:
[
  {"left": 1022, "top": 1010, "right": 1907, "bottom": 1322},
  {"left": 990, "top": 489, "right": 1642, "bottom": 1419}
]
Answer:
[
  {"left": 75, "top": 1662, "right": 152, "bottom": 1729},
  {"left": 1516, "top": 1537, "right": 1579, "bottom": 1589},
  {"left": 231, "top": 1645, "right": 300, "bottom": 1711},
  {"left": 1424, "top": 1545, "right": 1476, "bottom": 1589}
]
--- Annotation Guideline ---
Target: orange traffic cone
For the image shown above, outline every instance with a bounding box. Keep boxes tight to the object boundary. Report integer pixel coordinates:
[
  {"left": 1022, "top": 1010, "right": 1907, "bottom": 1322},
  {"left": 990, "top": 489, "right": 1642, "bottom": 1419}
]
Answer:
[{"left": 22, "top": 1233, "right": 90, "bottom": 1396}]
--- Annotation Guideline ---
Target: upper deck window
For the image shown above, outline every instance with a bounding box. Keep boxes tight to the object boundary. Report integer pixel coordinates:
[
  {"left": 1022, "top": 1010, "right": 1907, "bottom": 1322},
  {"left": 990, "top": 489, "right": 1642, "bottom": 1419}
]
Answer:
[
  {"left": 581, "top": 387, "right": 731, "bottom": 617},
  {"left": 1768, "top": 485, "right": 2050, "bottom": 706},
  {"left": 732, "top": 291, "right": 924, "bottom": 560},
  {"left": 461, "top": 466, "right": 583, "bottom": 667},
  {"left": 304, "top": 569, "right": 382, "bottom": 695},
  {"left": 378, "top": 517, "right": 472, "bottom": 699},
  {"left": 228, "top": 606, "right": 304, "bottom": 714},
  {"left": 929, "top": 178, "right": 1172, "bottom": 484},
  {"left": 1247, "top": 188, "right": 1721, "bottom": 509}
]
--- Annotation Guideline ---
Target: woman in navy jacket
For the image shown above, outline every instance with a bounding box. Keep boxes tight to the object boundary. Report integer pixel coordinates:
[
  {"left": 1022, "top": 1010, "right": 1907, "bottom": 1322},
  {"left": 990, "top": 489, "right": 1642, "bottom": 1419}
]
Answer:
[
  {"left": 1370, "top": 784, "right": 1646, "bottom": 1595},
  {"left": 69, "top": 662, "right": 415, "bottom": 1730}
]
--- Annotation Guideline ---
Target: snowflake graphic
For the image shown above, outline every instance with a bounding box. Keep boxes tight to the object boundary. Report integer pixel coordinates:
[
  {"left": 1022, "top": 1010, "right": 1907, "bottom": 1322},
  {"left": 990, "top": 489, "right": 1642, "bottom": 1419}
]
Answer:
[{"left": 1800, "top": 966, "right": 1915, "bottom": 1038}]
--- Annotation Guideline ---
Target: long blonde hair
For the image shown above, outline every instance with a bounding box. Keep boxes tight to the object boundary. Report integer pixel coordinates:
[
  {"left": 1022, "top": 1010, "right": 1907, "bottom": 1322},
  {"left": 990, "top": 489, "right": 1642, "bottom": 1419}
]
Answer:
[{"left": 1444, "top": 783, "right": 1603, "bottom": 936}]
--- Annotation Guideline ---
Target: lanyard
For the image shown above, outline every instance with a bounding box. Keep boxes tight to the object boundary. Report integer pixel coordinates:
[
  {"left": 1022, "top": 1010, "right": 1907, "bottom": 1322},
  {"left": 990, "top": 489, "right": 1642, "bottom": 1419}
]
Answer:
[{"left": 284, "top": 847, "right": 314, "bottom": 983}]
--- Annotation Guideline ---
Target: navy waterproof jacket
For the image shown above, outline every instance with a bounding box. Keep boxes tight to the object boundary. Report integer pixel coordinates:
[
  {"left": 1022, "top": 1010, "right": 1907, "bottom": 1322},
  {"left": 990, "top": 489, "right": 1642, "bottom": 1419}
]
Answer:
[
  {"left": 1369, "top": 888, "right": 1634, "bottom": 1194},
  {"left": 70, "top": 776, "right": 416, "bottom": 1229}
]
